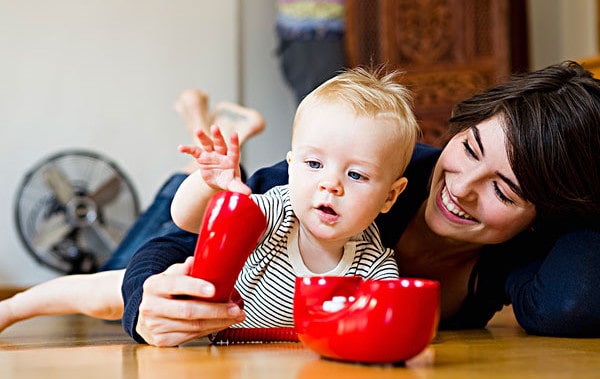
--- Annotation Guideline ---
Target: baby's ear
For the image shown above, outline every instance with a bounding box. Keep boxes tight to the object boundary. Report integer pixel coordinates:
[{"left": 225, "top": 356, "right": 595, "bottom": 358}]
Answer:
[
  {"left": 381, "top": 177, "right": 408, "bottom": 214},
  {"left": 286, "top": 151, "right": 293, "bottom": 176}
]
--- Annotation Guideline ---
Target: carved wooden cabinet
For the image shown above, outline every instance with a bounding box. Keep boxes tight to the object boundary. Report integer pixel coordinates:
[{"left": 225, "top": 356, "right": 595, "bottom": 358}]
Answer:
[{"left": 345, "top": 0, "right": 527, "bottom": 147}]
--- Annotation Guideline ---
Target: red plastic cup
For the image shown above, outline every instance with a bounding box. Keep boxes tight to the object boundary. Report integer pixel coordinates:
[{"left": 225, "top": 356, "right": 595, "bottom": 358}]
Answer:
[
  {"left": 190, "top": 191, "right": 267, "bottom": 302},
  {"left": 294, "top": 276, "right": 440, "bottom": 364}
]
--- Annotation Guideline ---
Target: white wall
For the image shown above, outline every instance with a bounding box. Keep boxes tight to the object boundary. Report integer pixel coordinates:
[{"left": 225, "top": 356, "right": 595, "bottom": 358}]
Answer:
[
  {"left": 0, "top": 0, "right": 295, "bottom": 287},
  {"left": 528, "top": 0, "right": 598, "bottom": 69},
  {"left": 239, "top": 1, "right": 296, "bottom": 176}
]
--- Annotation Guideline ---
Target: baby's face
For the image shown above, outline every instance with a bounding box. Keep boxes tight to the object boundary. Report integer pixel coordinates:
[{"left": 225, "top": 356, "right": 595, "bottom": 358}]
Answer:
[{"left": 287, "top": 101, "right": 406, "bottom": 243}]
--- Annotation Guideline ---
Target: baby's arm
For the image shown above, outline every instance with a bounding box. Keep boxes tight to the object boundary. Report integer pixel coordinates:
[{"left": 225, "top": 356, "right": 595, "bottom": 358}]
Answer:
[{"left": 171, "top": 125, "right": 251, "bottom": 233}]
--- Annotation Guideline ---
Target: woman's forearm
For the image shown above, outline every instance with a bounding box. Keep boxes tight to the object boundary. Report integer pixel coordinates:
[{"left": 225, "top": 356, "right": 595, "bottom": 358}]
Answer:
[{"left": 506, "top": 229, "right": 600, "bottom": 337}]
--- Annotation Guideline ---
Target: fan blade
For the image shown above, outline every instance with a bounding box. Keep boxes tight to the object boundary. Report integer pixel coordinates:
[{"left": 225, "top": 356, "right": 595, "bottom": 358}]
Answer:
[
  {"left": 79, "top": 223, "right": 117, "bottom": 258},
  {"left": 33, "top": 213, "right": 74, "bottom": 252},
  {"left": 42, "top": 165, "right": 75, "bottom": 205},
  {"left": 90, "top": 175, "right": 121, "bottom": 207}
]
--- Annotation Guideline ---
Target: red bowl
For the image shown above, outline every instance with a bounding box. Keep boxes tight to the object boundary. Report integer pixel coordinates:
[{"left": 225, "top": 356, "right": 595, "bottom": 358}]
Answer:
[{"left": 293, "top": 276, "right": 440, "bottom": 364}]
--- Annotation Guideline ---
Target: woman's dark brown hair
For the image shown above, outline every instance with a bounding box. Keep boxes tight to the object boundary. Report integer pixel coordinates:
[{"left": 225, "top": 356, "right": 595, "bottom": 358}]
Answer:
[{"left": 448, "top": 61, "right": 600, "bottom": 232}]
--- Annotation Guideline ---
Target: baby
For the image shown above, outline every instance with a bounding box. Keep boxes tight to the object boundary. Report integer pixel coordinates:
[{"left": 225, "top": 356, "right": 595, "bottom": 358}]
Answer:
[{"left": 170, "top": 66, "right": 420, "bottom": 328}]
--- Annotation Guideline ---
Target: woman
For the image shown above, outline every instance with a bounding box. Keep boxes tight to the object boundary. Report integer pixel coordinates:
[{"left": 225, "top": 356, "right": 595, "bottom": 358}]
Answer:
[{"left": 122, "top": 61, "right": 599, "bottom": 347}]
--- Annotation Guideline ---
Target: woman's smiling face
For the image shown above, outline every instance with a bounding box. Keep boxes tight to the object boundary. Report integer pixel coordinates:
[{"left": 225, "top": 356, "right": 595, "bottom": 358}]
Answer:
[{"left": 425, "top": 115, "right": 536, "bottom": 245}]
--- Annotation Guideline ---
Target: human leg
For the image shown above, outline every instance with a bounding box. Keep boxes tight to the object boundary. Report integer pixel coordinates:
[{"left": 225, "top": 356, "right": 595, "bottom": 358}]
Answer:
[
  {"left": 174, "top": 88, "right": 265, "bottom": 145},
  {"left": 173, "top": 88, "right": 265, "bottom": 180},
  {"left": 97, "top": 89, "right": 267, "bottom": 271},
  {"left": 210, "top": 101, "right": 265, "bottom": 145},
  {"left": 0, "top": 270, "right": 125, "bottom": 332},
  {"left": 98, "top": 173, "right": 188, "bottom": 271},
  {"left": 173, "top": 89, "right": 210, "bottom": 144}
]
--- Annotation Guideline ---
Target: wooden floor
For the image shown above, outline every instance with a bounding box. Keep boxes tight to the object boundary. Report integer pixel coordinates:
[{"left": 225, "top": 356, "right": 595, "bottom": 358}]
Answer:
[{"left": 0, "top": 306, "right": 598, "bottom": 378}]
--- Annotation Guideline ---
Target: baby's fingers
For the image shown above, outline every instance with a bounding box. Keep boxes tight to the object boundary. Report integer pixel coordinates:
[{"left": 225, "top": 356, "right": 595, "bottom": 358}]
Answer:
[
  {"left": 178, "top": 144, "right": 202, "bottom": 158},
  {"left": 193, "top": 127, "right": 217, "bottom": 153},
  {"left": 209, "top": 125, "right": 229, "bottom": 155},
  {"left": 227, "top": 132, "right": 241, "bottom": 163}
]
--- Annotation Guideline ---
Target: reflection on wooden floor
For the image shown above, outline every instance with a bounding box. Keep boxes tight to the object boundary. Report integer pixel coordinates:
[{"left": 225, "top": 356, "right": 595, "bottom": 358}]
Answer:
[{"left": 0, "top": 306, "right": 599, "bottom": 378}]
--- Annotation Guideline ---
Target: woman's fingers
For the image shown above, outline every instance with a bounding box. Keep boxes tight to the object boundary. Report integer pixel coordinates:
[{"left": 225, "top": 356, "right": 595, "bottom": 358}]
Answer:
[
  {"left": 138, "top": 315, "right": 241, "bottom": 347},
  {"left": 139, "top": 290, "right": 242, "bottom": 321},
  {"left": 136, "top": 298, "right": 245, "bottom": 347},
  {"left": 135, "top": 257, "right": 245, "bottom": 347}
]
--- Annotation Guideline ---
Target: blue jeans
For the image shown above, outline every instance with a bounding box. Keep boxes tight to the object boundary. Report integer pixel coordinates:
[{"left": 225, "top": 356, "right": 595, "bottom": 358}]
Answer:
[{"left": 98, "top": 173, "right": 188, "bottom": 271}]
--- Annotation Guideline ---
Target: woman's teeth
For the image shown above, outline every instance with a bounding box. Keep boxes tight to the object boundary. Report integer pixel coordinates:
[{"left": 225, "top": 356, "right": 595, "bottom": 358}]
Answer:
[{"left": 442, "top": 186, "right": 475, "bottom": 220}]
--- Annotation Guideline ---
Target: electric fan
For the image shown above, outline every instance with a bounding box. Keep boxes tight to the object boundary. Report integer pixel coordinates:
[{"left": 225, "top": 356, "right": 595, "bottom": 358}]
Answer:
[{"left": 14, "top": 149, "right": 140, "bottom": 274}]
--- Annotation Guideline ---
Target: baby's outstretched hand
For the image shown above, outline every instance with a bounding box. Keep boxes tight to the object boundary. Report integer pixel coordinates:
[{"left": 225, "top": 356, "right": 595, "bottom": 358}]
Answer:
[{"left": 179, "top": 125, "right": 250, "bottom": 195}]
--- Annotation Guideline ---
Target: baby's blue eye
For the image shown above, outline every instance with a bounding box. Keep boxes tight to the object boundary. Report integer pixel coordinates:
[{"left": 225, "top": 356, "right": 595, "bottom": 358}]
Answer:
[
  {"left": 348, "top": 171, "right": 363, "bottom": 180},
  {"left": 307, "top": 161, "right": 321, "bottom": 169}
]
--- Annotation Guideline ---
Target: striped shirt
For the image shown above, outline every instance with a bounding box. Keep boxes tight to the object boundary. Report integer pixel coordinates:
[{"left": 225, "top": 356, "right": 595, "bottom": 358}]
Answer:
[{"left": 233, "top": 185, "right": 399, "bottom": 328}]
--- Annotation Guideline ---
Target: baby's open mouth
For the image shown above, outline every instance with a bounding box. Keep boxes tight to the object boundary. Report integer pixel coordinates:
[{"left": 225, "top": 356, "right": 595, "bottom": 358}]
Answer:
[{"left": 318, "top": 205, "right": 338, "bottom": 216}]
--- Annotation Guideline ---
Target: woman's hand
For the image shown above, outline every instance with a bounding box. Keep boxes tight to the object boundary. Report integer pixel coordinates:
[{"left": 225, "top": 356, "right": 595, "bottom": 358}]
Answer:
[
  {"left": 135, "top": 257, "right": 246, "bottom": 347},
  {"left": 178, "top": 125, "right": 251, "bottom": 195}
]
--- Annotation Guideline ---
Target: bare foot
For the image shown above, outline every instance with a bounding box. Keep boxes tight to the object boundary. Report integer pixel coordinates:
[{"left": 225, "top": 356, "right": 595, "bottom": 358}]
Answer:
[
  {"left": 210, "top": 102, "right": 265, "bottom": 145},
  {"left": 173, "top": 89, "right": 211, "bottom": 144},
  {"left": 174, "top": 90, "right": 266, "bottom": 174}
]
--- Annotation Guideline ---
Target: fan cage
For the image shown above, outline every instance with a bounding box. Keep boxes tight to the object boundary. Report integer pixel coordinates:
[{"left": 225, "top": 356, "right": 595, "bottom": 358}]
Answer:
[{"left": 14, "top": 149, "right": 140, "bottom": 274}]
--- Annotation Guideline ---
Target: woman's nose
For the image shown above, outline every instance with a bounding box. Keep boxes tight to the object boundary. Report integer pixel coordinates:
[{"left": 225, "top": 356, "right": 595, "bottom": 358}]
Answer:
[{"left": 451, "top": 170, "right": 482, "bottom": 201}]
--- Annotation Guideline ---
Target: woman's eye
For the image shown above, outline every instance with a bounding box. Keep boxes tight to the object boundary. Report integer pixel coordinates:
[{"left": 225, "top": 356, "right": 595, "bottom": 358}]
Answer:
[
  {"left": 348, "top": 171, "right": 364, "bottom": 180},
  {"left": 307, "top": 160, "right": 321, "bottom": 169},
  {"left": 493, "top": 182, "right": 515, "bottom": 205},
  {"left": 462, "top": 139, "right": 478, "bottom": 160}
]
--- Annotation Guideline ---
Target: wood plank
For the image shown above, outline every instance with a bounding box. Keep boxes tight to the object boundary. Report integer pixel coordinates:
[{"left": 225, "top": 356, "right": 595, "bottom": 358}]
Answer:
[{"left": 0, "top": 306, "right": 599, "bottom": 378}]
